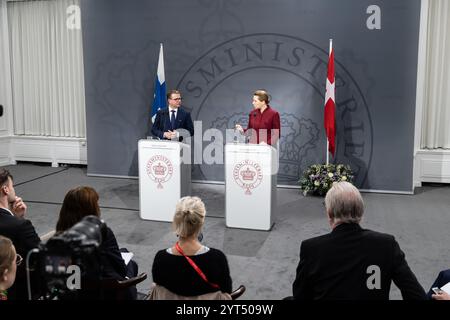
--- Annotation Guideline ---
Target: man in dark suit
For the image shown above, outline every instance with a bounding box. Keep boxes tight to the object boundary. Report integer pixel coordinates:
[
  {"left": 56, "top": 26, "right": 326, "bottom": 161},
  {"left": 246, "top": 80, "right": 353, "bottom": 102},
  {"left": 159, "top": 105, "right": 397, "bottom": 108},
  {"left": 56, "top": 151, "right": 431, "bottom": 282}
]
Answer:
[
  {"left": 0, "top": 169, "right": 40, "bottom": 299},
  {"left": 151, "top": 89, "right": 194, "bottom": 142},
  {"left": 292, "top": 181, "right": 426, "bottom": 300},
  {"left": 428, "top": 269, "right": 450, "bottom": 300}
]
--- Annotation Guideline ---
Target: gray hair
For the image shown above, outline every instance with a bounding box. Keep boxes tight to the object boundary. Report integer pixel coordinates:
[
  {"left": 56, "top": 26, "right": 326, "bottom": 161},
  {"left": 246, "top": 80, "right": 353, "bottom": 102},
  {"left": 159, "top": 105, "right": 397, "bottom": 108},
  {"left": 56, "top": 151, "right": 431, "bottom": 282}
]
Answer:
[
  {"left": 324, "top": 181, "right": 364, "bottom": 224},
  {"left": 172, "top": 196, "right": 206, "bottom": 238}
]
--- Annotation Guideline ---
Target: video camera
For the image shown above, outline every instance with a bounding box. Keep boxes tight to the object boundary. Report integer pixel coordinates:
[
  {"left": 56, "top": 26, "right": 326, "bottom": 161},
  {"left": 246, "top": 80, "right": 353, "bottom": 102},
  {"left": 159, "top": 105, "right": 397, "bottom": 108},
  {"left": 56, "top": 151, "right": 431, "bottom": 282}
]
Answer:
[{"left": 28, "top": 215, "right": 106, "bottom": 300}]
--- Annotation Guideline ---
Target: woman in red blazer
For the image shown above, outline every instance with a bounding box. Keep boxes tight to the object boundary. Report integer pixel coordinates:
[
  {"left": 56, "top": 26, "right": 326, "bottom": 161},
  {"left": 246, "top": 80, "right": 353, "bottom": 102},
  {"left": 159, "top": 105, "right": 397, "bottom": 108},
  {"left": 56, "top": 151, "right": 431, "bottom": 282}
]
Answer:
[{"left": 235, "top": 89, "right": 281, "bottom": 146}]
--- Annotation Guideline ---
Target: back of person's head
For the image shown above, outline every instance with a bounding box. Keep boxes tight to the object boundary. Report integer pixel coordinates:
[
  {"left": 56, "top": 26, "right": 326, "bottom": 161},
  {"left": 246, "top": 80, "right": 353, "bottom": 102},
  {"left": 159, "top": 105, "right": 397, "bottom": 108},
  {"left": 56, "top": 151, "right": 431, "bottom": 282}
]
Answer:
[
  {"left": 56, "top": 186, "right": 100, "bottom": 232},
  {"left": 0, "top": 236, "right": 17, "bottom": 290},
  {"left": 172, "top": 196, "right": 206, "bottom": 238},
  {"left": 325, "top": 181, "right": 364, "bottom": 224}
]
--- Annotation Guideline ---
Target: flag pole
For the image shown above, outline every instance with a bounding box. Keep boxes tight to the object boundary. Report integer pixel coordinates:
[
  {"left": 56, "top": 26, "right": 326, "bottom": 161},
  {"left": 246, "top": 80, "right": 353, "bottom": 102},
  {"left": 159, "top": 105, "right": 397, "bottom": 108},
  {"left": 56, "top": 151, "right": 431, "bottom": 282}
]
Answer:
[
  {"left": 326, "top": 141, "right": 329, "bottom": 165},
  {"left": 326, "top": 39, "right": 332, "bottom": 166},
  {"left": 151, "top": 43, "right": 166, "bottom": 123}
]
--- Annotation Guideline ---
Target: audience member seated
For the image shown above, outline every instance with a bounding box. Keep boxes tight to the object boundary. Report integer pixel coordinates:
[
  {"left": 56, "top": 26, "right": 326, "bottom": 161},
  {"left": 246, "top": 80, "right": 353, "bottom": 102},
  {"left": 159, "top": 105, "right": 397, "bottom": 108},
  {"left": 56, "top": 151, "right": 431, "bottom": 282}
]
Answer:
[
  {"left": 290, "top": 181, "right": 426, "bottom": 300},
  {"left": 0, "top": 236, "right": 21, "bottom": 300},
  {"left": 0, "top": 169, "right": 40, "bottom": 300},
  {"left": 147, "top": 283, "right": 246, "bottom": 300},
  {"left": 151, "top": 196, "right": 232, "bottom": 299},
  {"left": 55, "top": 186, "right": 138, "bottom": 299},
  {"left": 428, "top": 269, "right": 450, "bottom": 300},
  {"left": 432, "top": 291, "right": 450, "bottom": 300}
]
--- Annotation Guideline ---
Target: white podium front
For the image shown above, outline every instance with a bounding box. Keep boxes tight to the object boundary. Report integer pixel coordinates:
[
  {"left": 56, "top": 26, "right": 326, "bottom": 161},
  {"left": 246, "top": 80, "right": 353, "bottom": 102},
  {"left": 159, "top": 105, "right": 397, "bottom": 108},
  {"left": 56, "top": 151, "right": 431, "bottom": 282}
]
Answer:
[
  {"left": 225, "top": 143, "right": 278, "bottom": 230},
  {"left": 138, "top": 139, "right": 191, "bottom": 222}
]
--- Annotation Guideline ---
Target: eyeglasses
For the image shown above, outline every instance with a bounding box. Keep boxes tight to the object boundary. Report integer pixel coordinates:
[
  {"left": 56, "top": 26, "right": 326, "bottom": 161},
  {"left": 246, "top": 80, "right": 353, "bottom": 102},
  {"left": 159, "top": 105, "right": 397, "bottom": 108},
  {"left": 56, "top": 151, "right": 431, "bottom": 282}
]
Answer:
[
  {"left": 16, "top": 254, "right": 23, "bottom": 266},
  {"left": 170, "top": 97, "right": 182, "bottom": 101}
]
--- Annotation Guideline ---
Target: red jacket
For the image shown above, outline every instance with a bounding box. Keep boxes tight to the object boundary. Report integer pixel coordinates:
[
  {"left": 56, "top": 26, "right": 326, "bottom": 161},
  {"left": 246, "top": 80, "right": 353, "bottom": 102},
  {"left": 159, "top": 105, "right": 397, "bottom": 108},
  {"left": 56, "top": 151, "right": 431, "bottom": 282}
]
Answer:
[{"left": 244, "top": 105, "right": 280, "bottom": 145}]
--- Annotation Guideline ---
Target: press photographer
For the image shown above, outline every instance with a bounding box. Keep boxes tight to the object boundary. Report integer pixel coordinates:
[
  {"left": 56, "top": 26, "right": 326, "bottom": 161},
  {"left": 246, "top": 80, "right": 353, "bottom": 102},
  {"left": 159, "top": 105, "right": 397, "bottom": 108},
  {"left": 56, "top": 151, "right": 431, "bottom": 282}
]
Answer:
[
  {"left": 28, "top": 186, "right": 138, "bottom": 300},
  {"left": 30, "top": 215, "right": 105, "bottom": 300}
]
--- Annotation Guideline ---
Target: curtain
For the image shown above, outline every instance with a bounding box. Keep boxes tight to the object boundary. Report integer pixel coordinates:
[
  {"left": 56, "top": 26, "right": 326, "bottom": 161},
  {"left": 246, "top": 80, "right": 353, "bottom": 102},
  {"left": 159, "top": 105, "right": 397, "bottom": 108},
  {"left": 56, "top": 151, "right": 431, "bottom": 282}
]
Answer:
[
  {"left": 421, "top": 0, "right": 450, "bottom": 148},
  {"left": 8, "top": 0, "right": 85, "bottom": 137}
]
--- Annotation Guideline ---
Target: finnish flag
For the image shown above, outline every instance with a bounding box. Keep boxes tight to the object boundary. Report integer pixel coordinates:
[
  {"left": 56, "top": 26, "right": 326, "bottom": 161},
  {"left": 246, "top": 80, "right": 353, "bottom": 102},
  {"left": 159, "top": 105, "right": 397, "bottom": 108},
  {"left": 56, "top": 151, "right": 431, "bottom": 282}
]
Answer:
[{"left": 151, "top": 43, "right": 166, "bottom": 123}]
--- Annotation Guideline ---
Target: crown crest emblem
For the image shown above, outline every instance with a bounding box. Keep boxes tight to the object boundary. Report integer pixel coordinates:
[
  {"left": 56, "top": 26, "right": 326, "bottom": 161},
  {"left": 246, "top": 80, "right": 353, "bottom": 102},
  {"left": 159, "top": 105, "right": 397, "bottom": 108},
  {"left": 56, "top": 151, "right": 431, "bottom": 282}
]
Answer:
[
  {"left": 241, "top": 167, "right": 256, "bottom": 181},
  {"left": 153, "top": 162, "right": 166, "bottom": 176}
]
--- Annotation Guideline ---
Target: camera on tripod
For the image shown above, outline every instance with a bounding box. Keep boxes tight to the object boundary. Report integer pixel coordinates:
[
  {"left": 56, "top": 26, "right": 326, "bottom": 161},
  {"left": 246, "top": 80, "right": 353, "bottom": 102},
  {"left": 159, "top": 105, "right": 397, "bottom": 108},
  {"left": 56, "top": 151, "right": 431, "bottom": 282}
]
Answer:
[{"left": 29, "top": 215, "right": 106, "bottom": 300}]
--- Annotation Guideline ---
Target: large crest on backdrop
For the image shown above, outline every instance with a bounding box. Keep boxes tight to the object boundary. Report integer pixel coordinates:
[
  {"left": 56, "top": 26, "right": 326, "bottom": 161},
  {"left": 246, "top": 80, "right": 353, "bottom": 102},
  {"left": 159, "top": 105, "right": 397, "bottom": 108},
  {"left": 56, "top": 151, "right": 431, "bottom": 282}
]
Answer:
[{"left": 177, "top": 33, "right": 373, "bottom": 186}]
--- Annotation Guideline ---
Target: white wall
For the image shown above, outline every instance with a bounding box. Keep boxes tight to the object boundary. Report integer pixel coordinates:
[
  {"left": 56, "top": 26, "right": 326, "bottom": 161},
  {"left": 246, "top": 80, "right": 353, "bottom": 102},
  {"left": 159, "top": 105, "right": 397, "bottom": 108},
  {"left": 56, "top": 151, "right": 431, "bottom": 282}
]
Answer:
[
  {"left": 413, "top": 0, "right": 450, "bottom": 187},
  {"left": 0, "top": 0, "right": 13, "bottom": 165},
  {"left": 0, "top": 0, "right": 14, "bottom": 135},
  {"left": 412, "top": 0, "right": 428, "bottom": 188},
  {"left": 0, "top": 0, "right": 86, "bottom": 167}
]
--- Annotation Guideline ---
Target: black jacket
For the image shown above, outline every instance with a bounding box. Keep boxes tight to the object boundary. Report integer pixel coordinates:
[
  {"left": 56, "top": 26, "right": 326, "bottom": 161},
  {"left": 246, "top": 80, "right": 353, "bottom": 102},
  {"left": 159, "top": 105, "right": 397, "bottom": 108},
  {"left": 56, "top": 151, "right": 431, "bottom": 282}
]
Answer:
[
  {"left": 99, "top": 226, "right": 128, "bottom": 280},
  {"left": 151, "top": 107, "right": 194, "bottom": 141},
  {"left": 152, "top": 247, "right": 232, "bottom": 296},
  {"left": 75, "top": 226, "right": 134, "bottom": 300},
  {"left": 427, "top": 269, "right": 450, "bottom": 299},
  {"left": 0, "top": 207, "right": 40, "bottom": 300},
  {"left": 292, "top": 223, "right": 426, "bottom": 300},
  {"left": 0, "top": 207, "right": 40, "bottom": 257}
]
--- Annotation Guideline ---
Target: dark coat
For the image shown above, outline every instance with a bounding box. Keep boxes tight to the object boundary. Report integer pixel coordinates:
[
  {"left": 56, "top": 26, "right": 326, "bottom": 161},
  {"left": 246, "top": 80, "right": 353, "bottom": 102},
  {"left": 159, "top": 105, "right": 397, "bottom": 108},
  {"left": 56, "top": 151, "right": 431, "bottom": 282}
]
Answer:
[
  {"left": 151, "top": 107, "right": 194, "bottom": 141},
  {"left": 292, "top": 223, "right": 426, "bottom": 300},
  {"left": 427, "top": 269, "right": 450, "bottom": 299},
  {"left": 0, "top": 207, "right": 40, "bottom": 300}
]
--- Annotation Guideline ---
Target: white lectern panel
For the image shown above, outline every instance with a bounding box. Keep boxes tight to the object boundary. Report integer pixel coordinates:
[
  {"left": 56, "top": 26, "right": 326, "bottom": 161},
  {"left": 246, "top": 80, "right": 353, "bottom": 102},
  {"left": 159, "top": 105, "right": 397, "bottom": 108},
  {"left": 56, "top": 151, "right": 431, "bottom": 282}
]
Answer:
[
  {"left": 138, "top": 140, "right": 191, "bottom": 222},
  {"left": 225, "top": 143, "right": 277, "bottom": 230}
]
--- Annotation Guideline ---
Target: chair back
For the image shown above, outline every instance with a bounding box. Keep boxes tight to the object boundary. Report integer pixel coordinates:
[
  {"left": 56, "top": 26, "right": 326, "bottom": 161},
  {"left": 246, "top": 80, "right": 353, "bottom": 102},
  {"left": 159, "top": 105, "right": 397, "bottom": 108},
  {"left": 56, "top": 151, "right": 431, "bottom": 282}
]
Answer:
[
  {"left": 147, "top": 284, "right": 232, "bottom": 300},
  {"left": 80, "top": 272, "right": 147, "bottom": 300}
]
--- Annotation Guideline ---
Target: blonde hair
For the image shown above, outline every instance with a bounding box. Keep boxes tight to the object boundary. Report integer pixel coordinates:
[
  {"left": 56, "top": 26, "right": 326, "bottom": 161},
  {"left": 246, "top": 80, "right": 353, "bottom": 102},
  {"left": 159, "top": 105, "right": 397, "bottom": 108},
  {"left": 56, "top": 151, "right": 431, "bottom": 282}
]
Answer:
[
  {"left": 172, "top": 196, "right": 206, "bottom": 238},
  {"left": 325, "top": 181, "right": 364, "bottom": 224},
  {"left": 0, "top": 236, "right": 15, "bottom": 276},
  {"left": 253, "top": 89, "right": 270, "bottom": 104}
]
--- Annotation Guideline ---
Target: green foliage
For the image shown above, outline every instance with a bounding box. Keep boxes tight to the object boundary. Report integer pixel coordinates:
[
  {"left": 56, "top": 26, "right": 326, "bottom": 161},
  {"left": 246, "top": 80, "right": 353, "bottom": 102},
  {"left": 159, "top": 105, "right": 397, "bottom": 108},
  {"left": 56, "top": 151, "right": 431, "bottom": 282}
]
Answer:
[{"left": 299, "top": 163, "right": 354, "bottom": 196}]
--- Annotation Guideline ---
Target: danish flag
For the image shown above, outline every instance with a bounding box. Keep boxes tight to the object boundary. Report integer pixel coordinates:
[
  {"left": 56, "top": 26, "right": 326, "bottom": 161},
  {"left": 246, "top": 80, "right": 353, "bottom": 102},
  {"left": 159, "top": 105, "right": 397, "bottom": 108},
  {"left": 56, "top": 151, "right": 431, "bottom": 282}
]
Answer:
[{"left": 324, "top": 39, "right": 336, "bottom": 157}]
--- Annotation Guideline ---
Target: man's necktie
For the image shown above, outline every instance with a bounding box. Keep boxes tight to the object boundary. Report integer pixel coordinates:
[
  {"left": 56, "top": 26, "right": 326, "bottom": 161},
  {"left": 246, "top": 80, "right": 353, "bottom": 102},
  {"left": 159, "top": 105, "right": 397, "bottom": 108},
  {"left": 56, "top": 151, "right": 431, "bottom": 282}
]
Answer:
[{"left": 170, "top": 110, "right": 176, "bottom": 130}]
